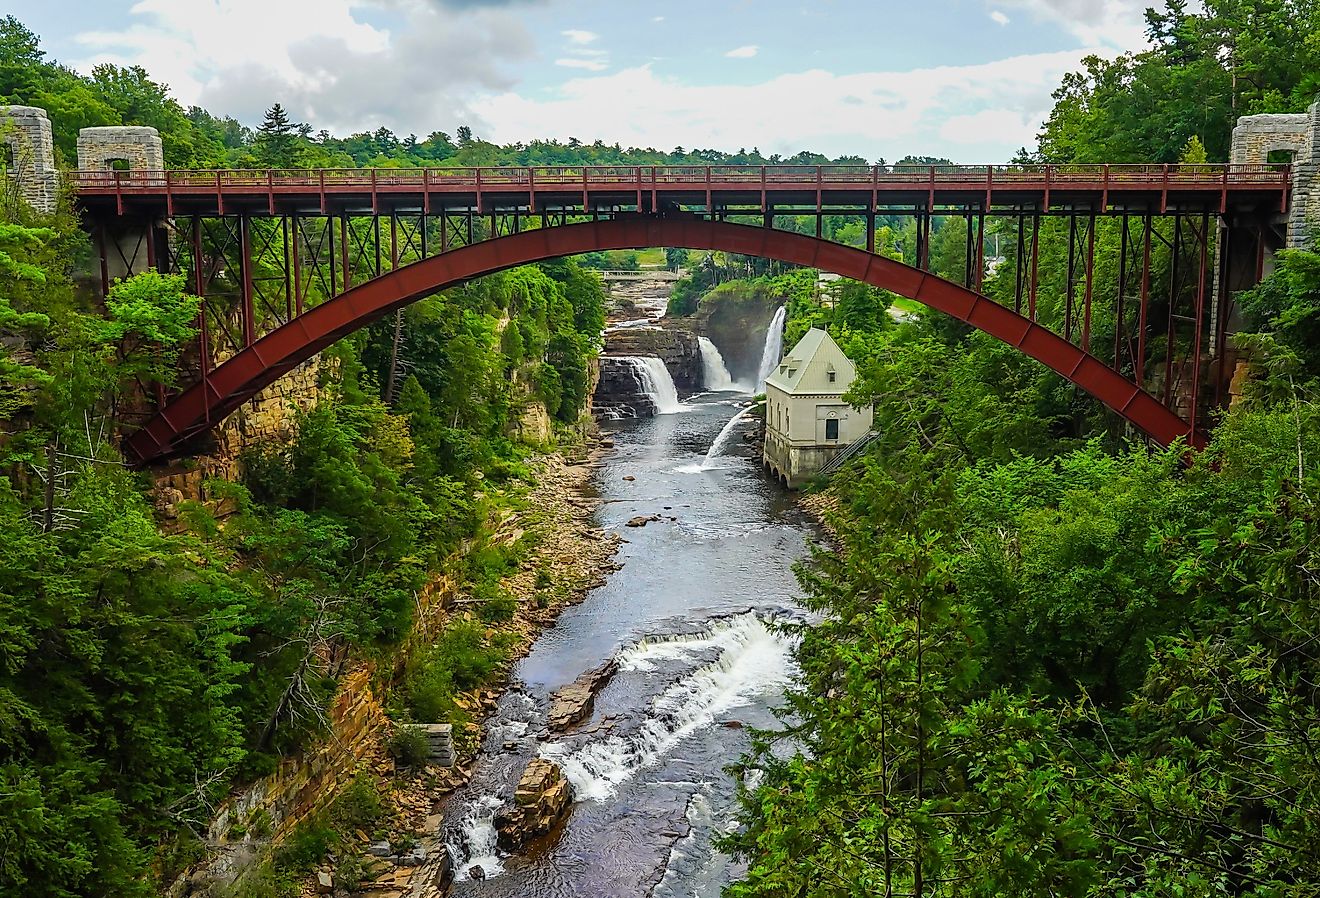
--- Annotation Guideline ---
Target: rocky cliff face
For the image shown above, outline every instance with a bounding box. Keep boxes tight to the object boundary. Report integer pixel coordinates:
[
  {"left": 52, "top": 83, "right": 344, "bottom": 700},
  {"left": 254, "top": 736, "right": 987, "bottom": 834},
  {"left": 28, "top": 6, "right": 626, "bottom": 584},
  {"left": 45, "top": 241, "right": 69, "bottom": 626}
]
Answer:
[
  {"left": 692, "top": 288, "right": 782, "bottom": 386},
  {"left": 595, "top": 356, "right": 657, "bottom": 418},
  {"left": 603, "top": 324, "right": 702, "bottom": 393},
  {"left": 593, "top": 321, "right": 703, "bottom": 418}
]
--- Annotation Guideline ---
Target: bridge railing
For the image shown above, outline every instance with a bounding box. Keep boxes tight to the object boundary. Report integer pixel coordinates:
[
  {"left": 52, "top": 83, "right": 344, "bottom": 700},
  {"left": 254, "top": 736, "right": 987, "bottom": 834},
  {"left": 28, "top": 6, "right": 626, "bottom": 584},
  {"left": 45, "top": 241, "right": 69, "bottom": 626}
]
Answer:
[{"left": 68, "top": 163, "right": 1292, "bottom": 194}]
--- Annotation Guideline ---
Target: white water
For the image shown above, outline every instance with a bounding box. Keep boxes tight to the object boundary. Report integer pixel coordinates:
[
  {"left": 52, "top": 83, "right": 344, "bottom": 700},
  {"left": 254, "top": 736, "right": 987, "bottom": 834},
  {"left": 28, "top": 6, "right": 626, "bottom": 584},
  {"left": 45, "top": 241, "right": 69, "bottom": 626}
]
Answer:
[
  {"left": 539, "top": 613, "right": 798, "bottom": 802},
  {"left": 701, "top": 405, "right": 755, "bottom": 469},
  {"left": 756, "top": 306, "right": 788, "bottom": 389},
  {"left": 622, "top": 356, "right": 685, "bottom": 414},
  {"left": 698, "top": 336, "right": 747, "bottom": 393},
  {"left": 446, "top": 793, "right": 507, "bottom": 881}
]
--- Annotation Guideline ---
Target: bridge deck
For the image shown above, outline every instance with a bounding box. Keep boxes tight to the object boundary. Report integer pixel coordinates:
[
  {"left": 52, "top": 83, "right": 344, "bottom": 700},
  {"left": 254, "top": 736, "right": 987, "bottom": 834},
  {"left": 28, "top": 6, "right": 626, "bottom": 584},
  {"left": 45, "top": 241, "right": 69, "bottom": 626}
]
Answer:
[{"left": 71, "top": 164, "right": 1290, "bottom": 217}]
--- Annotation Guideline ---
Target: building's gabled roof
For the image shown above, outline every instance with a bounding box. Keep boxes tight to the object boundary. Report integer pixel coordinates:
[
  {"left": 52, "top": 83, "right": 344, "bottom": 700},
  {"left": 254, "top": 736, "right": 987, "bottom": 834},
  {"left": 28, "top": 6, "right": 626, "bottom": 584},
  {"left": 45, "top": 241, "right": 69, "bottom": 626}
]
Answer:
[{"left": 764, "top": 327, "right": 857, "bottom": 395}]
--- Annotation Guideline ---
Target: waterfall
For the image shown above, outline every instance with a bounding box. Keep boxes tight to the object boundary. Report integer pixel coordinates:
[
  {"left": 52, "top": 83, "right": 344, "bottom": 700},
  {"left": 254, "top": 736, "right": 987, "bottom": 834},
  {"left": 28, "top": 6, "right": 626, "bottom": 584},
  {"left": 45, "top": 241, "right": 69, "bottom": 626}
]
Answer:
[
  {"left": 698, "top": 337, "right": 739, "bottom": 392},
  {"left": 756, "top": 306, "right": 787, "bottom": 389},
  {"left": 702, "top": 405, "right": 754, "bottom": 469},
  {"left": 445, "top": 794, "right": 506, "bottom": 881},
  {"left": 622, "top": 356, "right": 684, "bottom": 414}
]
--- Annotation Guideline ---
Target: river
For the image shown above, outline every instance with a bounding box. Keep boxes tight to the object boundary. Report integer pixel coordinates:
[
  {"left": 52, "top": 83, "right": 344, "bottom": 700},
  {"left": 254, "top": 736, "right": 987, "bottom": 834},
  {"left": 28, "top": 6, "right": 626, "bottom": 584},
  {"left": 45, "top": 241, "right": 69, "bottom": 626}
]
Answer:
[{"left": 441, "top": 391, "right": 814, "bottom": 897}]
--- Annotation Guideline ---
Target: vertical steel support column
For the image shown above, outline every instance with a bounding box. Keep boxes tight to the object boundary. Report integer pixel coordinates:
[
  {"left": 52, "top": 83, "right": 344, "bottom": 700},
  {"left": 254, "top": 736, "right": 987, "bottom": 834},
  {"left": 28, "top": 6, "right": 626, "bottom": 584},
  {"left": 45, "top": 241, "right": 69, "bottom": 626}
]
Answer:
[
  {"left": 1081, "top": 214, "right": 1096, "bottom": 353},
  {"left": 964, "top": 213, "right": 975, "bottom": 287},
  {"left": 292, "top": 213, "right": 304, "bottom": 316},
  {"left": 866, "top": 211, "right": 876, "bottom": 255},
  {"left": 328, "top": 214, "right": 338, "bottom": 298},
  {"left": 1137, "top": 215, "right": 1152, "bottom": 386},
  {"left": 95, "top": 223, "right": 111, "bottom": 298},
  {"left": 440, "top": 210, "right": 450, "bottom": 254},
  {"left": 1013, "top": 212, "right": 1026, "bottom": 314},
  {"left": 1187, "top": 213, "right": 1211, "bottom": 436},
  {"left": 390, "top": 215, "right": 399, "bottom": 270},
  {"left": 1065, "top": 215, "right": 1078, "bottom": 342},
  {"left": 373, "top": 215, "right": 382, "bottom": 279},
  {"left": 420, "top": 213, "right": 429, "bottom": 258},
  {"left": 1029, "top": 213, "right": 1040, "bottom": 321},
  {"left": 191, "top": 216, "right": 210, "bottom": 423},
  {"left": 239, "top": 214, "right": 255, "bottom": 348},
  {"left": 340, "top": 214, "right": 352, "bottom": 292},
  {"left": 1163, "top": 216, "right": 1184, "bottom": 406},
  {"left": 145, "top": 219, "right": 158, "bottom": 271},
  {"left": 974, "top": 213, "right": 985, "bottom": 292},
  {"left": 917, "top": 211, "right": 930, "bottom": 270},
  {"left": 1115, "top": 216, "right": 1130, "bottom": 371},
  {"left": 281, "top": 216, "right": 293, "bottom": 321},
  {"left": 1213, "top": 220, "right": 1232, "bottom": 408}
]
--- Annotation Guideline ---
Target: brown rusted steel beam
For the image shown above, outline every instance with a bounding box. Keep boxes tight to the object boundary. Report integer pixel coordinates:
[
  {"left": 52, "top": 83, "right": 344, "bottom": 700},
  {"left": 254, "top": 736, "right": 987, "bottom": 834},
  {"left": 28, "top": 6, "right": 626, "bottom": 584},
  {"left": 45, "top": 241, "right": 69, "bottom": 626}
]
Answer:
[{"left": 126, "top": 219, "right": 1203, "bottom": 465}]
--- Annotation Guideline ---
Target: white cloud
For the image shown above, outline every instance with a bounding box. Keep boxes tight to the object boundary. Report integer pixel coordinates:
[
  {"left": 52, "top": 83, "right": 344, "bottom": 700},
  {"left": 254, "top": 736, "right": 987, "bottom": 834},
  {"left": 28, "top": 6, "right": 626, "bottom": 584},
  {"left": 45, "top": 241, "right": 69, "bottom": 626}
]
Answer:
[
  {"left": 652, "top": 16, "right": 665, "bottom": 22},
  {"left": 725, "top": 45, "right": 759, "bottom": 59},
  {"left": 555, "top": 57, "right": 608, "bottom": 71},
  {"left": 72, "top": 0, "right": 531, "bottom": 134},
  {"left": 476, "top": 50, "right": 1096, "bottom": 161},
  {"left": 939, "top": 108, "right": 1034, "bottom": 145},
  {"left": 990, "top": 10, "right": 1010, "bottom": 25},
  {"left": 997, "top": 0, "right": 1148, "bottom": 50},
  {"left": 562, "top": 29, "right": 598, "bottom": 44}
]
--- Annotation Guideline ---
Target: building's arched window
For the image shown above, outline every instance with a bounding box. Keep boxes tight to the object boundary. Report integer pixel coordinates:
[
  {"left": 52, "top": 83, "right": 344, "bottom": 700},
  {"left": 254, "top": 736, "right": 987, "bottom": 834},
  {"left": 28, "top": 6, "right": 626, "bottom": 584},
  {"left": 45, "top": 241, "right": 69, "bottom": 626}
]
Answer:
[
  {"left": 1268, "top": 148, "right": 1297, "bottom": 164},
  {"left": 106, "top": 158, "right": 132, "bottom": 171},
  {"left": 0, "top": 141, "right": 14, "bottom": 169}
]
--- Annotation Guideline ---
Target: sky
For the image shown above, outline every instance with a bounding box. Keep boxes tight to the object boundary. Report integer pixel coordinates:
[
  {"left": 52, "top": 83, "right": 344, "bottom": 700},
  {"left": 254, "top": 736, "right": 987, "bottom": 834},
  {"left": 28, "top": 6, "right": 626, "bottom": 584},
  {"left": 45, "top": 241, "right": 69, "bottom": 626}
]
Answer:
[{"left": 10, "top": 0, "right": 1155, "bottom": 163}]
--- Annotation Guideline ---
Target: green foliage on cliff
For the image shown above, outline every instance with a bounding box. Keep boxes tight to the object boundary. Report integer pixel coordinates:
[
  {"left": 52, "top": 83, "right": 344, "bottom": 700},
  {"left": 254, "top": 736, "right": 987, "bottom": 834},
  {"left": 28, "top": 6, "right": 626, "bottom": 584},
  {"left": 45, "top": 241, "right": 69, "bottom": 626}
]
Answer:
[{"left": 724, "top": 0, "right": 1320, "bottom": 888}]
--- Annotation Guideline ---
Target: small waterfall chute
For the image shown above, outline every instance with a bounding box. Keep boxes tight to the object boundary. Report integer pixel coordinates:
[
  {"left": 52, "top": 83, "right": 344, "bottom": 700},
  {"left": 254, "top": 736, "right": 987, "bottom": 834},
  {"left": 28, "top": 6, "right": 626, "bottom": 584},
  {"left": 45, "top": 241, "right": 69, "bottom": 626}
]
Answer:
[
  {"left": 621, "top": 356, "right": 685, "bottom": 414},
  {"left": 756, "top": 306, "right": 787, "bottom": 389},
  {"left": 445, "top": 794, "right": 506, "bottom": 881},
  {"left": 701, "top": 405, "right": 755, "bottom": 469}
]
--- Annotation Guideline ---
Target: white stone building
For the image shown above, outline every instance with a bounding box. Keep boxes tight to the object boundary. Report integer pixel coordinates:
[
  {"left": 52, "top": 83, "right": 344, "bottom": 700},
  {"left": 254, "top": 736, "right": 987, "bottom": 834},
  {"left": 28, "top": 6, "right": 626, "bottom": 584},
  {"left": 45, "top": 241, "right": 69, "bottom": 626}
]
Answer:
[{"left": 762, "top": 327, "right": 873, "bottom": 488}]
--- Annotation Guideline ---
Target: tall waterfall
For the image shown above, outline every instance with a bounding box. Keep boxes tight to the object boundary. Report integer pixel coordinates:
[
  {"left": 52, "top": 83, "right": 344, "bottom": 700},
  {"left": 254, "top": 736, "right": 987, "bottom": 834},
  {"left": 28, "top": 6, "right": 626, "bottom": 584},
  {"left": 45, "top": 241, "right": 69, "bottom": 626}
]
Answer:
[
  {"left": 623, "top": 356, "right": 684, "bottom": 414},
  {"left": 698, "top": 337, "right": 741, "bottom": 392},
  {"left": 756, "top": 306, "right": 787, "bottom": 389}
]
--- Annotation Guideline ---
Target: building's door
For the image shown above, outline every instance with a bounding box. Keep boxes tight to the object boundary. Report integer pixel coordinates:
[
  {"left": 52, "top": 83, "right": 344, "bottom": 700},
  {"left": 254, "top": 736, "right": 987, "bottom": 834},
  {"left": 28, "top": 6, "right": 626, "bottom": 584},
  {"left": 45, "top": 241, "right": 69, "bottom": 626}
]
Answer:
[{"left": 826, "top": 418, "right": 839, "bottom": 441}]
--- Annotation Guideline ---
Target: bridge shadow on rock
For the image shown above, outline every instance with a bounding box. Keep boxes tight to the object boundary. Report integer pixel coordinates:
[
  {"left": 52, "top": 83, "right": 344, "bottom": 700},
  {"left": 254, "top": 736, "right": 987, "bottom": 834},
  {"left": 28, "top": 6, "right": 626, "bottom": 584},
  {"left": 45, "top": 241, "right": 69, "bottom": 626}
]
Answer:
[{"left": 126, "top": 216, "right": 1202, "bottom": 465}]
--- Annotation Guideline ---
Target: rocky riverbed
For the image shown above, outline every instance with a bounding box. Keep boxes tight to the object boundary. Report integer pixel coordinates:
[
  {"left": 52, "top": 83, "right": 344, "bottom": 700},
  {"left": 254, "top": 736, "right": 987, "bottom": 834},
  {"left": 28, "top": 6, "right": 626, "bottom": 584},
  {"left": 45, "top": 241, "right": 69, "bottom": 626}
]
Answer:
[
  {"left": 434, "top": 394, "right": 812, "bottom": 898},
  {"left": 302, "top": 447, "right": 624, "bottom": 898}
]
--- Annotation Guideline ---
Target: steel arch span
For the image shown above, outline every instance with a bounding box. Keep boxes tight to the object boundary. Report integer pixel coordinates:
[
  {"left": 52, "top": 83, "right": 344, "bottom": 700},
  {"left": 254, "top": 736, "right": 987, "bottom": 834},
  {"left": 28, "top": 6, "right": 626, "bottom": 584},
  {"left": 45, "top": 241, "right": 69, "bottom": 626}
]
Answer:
[{"left": 125, "top": 216, "right": 1202, "bottom": 465}]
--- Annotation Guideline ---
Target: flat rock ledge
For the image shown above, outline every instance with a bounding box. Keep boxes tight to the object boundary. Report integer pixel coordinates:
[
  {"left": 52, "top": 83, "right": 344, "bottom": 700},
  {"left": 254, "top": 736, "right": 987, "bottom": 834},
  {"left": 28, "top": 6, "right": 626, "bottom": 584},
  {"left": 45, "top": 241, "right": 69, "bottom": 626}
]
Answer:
[
  {"left": 494, "top": 758, "right": 573, "bottom": 851},
  {"left": 546, "top": 659, "right": 619, "bottom": 732}
]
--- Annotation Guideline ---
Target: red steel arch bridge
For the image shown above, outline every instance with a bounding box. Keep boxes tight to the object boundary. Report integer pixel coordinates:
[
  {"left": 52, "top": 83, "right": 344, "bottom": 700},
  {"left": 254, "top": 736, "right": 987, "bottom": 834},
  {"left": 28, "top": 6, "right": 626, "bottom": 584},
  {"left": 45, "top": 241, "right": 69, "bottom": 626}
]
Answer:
[{"left": 66, "top": 162, "right": 1296, "bottom": 465}]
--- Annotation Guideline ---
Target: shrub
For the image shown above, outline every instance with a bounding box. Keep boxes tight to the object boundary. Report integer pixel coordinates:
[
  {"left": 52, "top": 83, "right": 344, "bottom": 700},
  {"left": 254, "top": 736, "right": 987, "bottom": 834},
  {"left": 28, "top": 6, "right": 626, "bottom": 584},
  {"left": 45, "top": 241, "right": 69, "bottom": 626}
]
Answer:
[{"left": 387, "top": 724, "right": 432, "bottom": 767}]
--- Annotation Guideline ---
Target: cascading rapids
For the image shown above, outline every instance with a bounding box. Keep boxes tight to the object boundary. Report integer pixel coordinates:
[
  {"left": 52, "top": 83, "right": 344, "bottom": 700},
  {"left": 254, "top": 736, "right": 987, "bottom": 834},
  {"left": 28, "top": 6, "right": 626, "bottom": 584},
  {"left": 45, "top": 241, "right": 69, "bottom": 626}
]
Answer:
[{"left": 538, "top": 612, "right": 798, "bottom": 802}]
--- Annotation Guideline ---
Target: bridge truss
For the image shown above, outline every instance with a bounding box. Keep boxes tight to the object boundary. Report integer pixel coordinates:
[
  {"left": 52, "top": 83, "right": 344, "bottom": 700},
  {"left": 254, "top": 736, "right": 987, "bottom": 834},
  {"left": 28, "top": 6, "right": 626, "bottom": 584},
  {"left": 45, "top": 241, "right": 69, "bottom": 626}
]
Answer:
[{"left": 69, "top": 164, "right": 1292, "bottom": 464}]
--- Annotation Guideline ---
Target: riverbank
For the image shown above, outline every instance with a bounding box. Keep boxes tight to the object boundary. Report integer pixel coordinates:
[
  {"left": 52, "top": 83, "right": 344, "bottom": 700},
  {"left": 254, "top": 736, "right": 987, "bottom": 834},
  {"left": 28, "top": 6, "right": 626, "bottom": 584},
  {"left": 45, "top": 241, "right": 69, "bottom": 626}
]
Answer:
[
  {"left": 430, "top": 395, "right": 813, "bottom": 897},
  {"left": 299, "top": 446, "right": 624, "bottom": 898}
]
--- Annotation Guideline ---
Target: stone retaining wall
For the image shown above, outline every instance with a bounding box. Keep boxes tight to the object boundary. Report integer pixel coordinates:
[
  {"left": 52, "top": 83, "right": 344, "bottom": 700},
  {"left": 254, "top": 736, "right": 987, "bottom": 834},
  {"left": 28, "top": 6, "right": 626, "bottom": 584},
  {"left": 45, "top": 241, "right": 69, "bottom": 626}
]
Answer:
[
  {"left": 0, "top": 105, "right": 59, "bottom": 213},
  {"left": 76, "top": 125, "right": 164, "bottom": 172},
  {"left": 1230, "top": 100, "right": 1320, "bottom": 249}
]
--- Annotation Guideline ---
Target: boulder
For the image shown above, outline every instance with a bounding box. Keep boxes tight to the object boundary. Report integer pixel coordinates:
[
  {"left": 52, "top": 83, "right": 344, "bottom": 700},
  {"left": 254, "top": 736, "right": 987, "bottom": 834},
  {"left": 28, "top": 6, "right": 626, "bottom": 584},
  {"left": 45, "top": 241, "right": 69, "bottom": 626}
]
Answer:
[
  {"left": 494, "top": 758, "right": 573, "bottom": 851},
  {"left": 547, "top": 660, "right": 619, "bottom": 731}
]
